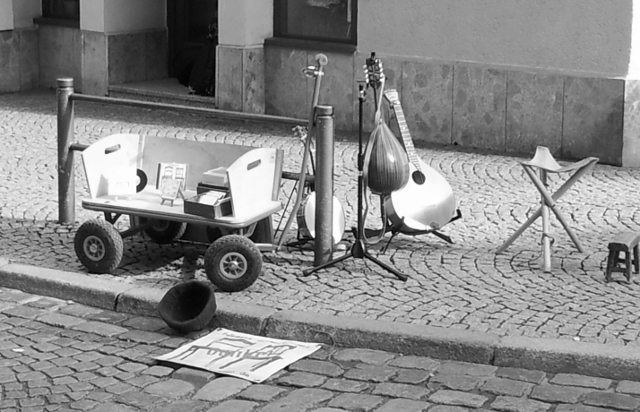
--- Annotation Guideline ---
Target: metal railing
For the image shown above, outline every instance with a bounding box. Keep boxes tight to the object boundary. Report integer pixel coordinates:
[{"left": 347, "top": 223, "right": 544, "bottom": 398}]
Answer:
[{"left": 56, "top": 77, "right": 306, "bottom": 225}]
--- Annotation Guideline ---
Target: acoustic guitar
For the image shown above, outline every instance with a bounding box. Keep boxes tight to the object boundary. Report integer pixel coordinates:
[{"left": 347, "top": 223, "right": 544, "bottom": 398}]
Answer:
[{"left": 383, "top": 89, "right": 457, "bottom": 233}]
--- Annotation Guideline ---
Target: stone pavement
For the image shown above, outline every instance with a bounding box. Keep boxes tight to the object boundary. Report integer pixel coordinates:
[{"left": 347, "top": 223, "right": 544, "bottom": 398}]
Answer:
[
  {"left": 4, "top": 286, "right": 640, "bottom": 412},
  {"left": 1, "top": 88, "right": 640, "bottom": 352}
]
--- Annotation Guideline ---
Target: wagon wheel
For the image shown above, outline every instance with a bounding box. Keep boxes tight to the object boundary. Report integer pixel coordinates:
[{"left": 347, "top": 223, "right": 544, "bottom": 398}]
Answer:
[
  {"left": 204, "top": 235, "right": 262, "bottom": 292},
  {"left": 74, "top": 219, "right": 124, "bottom": 274},
  {"left": 138, "top": 217, "right": 187, "bottom": 244}
]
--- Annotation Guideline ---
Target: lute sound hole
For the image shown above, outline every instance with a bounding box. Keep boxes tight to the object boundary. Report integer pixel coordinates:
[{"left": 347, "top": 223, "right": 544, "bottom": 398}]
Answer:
[{"left": 412, "top": 170, "right": 426, "bottom": 185}]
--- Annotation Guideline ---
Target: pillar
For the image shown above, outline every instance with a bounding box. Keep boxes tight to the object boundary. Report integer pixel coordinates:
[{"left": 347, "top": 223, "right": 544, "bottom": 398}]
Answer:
[
  {"left": 0, "top": 0, "right": 13, "bottom": 30},
  {"left": 217, "top": 0, "right": 272, "bottom": 113},
  {"left": 81, "top": 0, "right": 167, "bottom": 96},
  {"left": 622, "top": 2, "right": 640, "bottom": 167},
  {"left": 0, "top": 0, "right": 39, "bottom": 92}
]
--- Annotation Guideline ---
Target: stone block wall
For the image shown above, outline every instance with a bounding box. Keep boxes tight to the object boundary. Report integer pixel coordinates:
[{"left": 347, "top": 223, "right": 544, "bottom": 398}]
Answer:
[
  {"left": 217, "top": 45, "right": 265, "bottom": 113},
  {"left": 0, "top": 27, "right": 39, "bottom": 92},
  {"left": 107, "top": 29, "right": 168, "bottom": 86},
  {"left": 264, "top": 45, "right": 355, "bottom": 132},
  {"left": 1, "top": 24, "right": 167, "bottom": 95},
  {"left": 265, "top": 44, "right": 626, "bottom": 165},
  {"left": 80, "top": 28, "right": 168, "bottom": 96},
  {"left": 39, "top": 24, "right": 82, "bottom": 91}
]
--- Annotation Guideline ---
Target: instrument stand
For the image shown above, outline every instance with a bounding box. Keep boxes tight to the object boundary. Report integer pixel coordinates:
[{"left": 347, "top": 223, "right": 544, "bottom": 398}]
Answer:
[
  {"left": 378, "top": 209, "right": 463, "bottom": 254},
  {"left": 302, "top": 85, "right": 407, "bottom": 281}
]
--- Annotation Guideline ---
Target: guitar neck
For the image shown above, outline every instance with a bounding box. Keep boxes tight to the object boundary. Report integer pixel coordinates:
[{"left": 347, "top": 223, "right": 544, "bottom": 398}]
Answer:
[
  {"left": 388, "top": 98, "right": 421, "bottom": 169},
  {"left": 374, "top": 77, "right": 385, "bottom": 115}
]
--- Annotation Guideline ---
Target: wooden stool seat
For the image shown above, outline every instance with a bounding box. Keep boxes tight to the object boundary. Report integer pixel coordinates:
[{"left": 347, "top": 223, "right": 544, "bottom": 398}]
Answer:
[{"left": 605, "top": 232, "right": 640, "bottom": 282}]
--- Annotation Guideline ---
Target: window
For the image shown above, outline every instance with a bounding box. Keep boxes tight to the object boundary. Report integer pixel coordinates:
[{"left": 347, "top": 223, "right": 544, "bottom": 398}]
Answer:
[
  {"left": 274, "top": 0, "right": 356, "bottom": 44},
  {"left": 42, "top": 0, "right": 80, "bottom": 20}
]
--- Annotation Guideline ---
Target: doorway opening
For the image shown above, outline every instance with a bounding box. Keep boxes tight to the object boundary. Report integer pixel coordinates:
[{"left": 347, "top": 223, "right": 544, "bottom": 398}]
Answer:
[{"left": 167, "top": 0, "right": 219, "bottom": 97}]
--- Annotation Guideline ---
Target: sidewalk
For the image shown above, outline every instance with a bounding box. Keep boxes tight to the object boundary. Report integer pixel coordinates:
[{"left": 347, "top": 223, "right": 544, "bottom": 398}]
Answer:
[
  {"left": 6, "top": 286, "right": 640, "bottom": 412},
  {"left": 1, "top": 89, "right": 640, "bottom": 377}
]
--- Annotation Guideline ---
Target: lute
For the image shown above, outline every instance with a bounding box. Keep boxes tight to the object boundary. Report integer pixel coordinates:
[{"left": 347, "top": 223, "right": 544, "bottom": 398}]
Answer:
[
  {"left": 363, "top": 55, "right": 410, "bottom": 196},
  {"left": 383, "top": 89, "right": 457, "bottom": 233}
]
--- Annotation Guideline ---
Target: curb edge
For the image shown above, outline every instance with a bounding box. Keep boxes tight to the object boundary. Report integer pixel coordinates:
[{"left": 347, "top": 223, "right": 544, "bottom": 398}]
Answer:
[{"left": 2, "top": 263, "right": 639, "bottom": 381}]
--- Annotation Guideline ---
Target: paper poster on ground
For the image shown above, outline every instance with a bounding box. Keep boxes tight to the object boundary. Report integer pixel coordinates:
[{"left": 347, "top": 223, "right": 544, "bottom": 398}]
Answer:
[{"left": 154, "top": 328, "right": 321, "bottom": 383}]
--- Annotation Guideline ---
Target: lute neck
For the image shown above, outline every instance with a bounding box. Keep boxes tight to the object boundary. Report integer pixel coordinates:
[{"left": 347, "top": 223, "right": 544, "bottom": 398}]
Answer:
[{"left": 388, "top": 97, "right": 420, "bottom": 169}]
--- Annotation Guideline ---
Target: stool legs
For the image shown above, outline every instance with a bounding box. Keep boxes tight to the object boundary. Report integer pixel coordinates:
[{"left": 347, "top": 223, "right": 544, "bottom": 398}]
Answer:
[
  {"left": 605, "top": 246, "right": 640, "bottom": 283},
  {"left": 498, "top": 159, "right": 597, "bottom": 260},
  {"left": 539, "top": 169, "right": 551, "bottom": 273},
  {"left": 496, "top": 209, "right": 540, "bottom": 254},
  {"left": 625, "top": 251, "right": 633, "bottom": 281},
  {"left": 524, "top": 166, "right": 585, "bottom": 253},
  {"left": 605, "top": 250, "right": 616, "bottom": 282}
]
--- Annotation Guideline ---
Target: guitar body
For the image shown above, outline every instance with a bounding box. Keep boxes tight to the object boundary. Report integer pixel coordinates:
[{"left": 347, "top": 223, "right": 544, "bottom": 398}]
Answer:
[
  {"left": 381, "top": 88, "right": 458, "bottom": 234},
  {"left": 385, "top": 159, "right": 456, "bottom": 233},
  {"left": 297, "top": 191, "right": 346, "bottom": 245}
]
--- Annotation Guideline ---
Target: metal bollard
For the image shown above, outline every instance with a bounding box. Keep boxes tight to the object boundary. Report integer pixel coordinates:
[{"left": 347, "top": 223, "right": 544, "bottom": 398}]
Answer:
[
  {"left": 314, "top": 105, "right": 334, "bottom": 266},
  {"left": 57, "top": 78, "right": 75, "bottom": 224}
]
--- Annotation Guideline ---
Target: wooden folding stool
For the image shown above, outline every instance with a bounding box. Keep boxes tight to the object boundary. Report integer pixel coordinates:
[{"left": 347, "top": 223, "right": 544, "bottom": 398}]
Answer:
[{"left": 496, "top": 146, "right": 598, "bottom": 272}]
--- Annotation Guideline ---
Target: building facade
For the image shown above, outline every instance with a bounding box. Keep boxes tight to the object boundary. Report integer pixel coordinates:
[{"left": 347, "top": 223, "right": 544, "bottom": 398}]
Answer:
[{"left": 1, "top": 0, "right": 639, "bottom": 166}]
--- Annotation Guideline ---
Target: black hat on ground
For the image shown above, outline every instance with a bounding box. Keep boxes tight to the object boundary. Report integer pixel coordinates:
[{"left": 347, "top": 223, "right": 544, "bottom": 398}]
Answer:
[{"left": 158, "top": 280, "right": 217, "bottom": 333}]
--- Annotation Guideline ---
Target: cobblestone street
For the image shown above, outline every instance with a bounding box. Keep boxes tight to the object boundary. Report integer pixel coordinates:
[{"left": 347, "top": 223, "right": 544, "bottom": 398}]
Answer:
[
  {"left": 1, "top": 89, "right": 640, "bottom": 348},
  {"left": 3, "top": 286, "right": 640, "bottom": 412}
]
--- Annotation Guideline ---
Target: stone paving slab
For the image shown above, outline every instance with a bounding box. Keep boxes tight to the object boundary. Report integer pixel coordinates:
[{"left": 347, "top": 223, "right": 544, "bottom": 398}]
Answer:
[
  {"left": 6, "top": 220, "right": 640, "bottom": 382},
  {"left": 1, "top": 89, "right": 640, "bottom": 355},
  {"left": 1, "top": 287, "right": 640, "bottom": 411}
]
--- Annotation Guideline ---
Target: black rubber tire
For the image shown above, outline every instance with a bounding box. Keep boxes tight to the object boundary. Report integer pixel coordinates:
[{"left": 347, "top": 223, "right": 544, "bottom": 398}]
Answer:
[
  {"left": 74, "top": 219, "right": 124, "bottom": 274},
  {"left": 139, "top": 218, "right": 187, "bottom": 244},
  {"left": 204, "top": 235, "right": 262, "bottom": 292}
]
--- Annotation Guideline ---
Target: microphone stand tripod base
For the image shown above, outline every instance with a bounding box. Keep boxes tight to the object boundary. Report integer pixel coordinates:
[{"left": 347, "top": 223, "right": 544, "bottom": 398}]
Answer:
[
  {"left": 302, "top": 233, "right": 408, "bottom": 281},
  {"left": 301, "top": 78, "right": 407, "bottom": 282}
]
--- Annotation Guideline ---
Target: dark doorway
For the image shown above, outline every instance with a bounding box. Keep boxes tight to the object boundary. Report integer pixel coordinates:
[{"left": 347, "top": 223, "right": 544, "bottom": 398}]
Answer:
[{"left": 167, "top": 0, "right": 219, "bottom": 97}]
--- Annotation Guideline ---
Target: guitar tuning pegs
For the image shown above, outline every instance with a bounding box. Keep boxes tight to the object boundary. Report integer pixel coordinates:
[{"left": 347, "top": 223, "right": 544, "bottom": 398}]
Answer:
[{"left": 302, "top": 66, "right": 320, "bottom": 78}]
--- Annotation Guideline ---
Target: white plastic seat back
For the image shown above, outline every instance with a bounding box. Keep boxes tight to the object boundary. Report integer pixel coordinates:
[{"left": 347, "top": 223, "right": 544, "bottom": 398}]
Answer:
[{"left": 81, "top": 134, "right": 141, "bottom": 198}]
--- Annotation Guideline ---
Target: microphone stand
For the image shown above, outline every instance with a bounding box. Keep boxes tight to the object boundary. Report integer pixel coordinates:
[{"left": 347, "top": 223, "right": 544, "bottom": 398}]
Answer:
[{"left": 302, "top": 84, "right": 407, "bottom": 281}]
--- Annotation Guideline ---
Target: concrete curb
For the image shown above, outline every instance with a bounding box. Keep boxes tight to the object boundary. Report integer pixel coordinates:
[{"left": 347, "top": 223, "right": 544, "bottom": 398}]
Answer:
[{"left": 1, "top": 259, "right": 639, "bottom": 381}]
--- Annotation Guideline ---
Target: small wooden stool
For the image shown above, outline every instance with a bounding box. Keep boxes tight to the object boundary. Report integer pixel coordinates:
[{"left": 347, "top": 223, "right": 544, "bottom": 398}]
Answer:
[{"left": 605, "top": 232, "right": 640, "bottom": 282}]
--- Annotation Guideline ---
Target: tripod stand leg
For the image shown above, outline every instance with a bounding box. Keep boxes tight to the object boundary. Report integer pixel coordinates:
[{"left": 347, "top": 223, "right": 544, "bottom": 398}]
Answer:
[
  {"left": 381, "top": 231, "right": 399, "bottom": 254},
  {"left": 302, "top": 251, "right": 351, "bottom": 277},
  {"left": 302, "top": 246, "right": 408, "bottom": 281},
  {"left": 363, "top": 250, "right": 408, "bottom": 281},
  {"left": 431, "top": 230, "right": 453, "bottom": 244}
]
